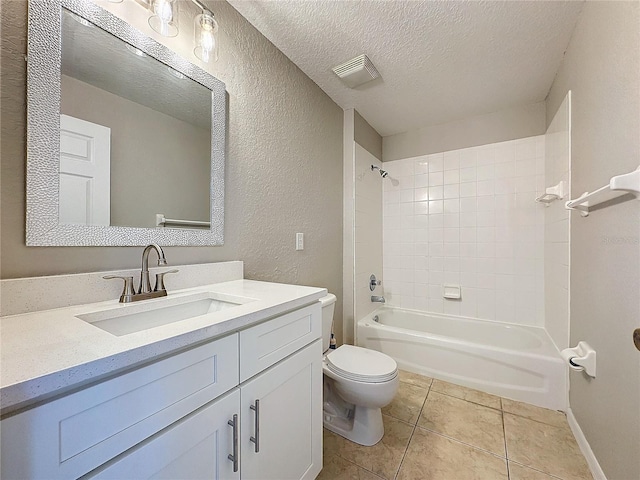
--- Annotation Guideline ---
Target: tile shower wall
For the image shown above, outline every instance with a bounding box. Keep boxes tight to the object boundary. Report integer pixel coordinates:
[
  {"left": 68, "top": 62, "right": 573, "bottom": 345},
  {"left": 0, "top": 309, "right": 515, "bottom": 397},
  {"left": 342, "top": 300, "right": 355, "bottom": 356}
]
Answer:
[
  {"left": 544, "top": 93, "right": 571, "bottom": 349},
  {"left": 354, "top": 144, "right": 384, "bottom": 323},
  {"left": 382, "top": 137, "right": 546, "bottom": 326}
]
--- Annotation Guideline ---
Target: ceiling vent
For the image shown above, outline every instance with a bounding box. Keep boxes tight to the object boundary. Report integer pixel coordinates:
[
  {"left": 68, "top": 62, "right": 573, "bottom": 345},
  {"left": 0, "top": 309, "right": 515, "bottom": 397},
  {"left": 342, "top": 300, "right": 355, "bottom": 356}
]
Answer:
[{"left": 332, "top": 54, "right": 380, "bottom": 88}]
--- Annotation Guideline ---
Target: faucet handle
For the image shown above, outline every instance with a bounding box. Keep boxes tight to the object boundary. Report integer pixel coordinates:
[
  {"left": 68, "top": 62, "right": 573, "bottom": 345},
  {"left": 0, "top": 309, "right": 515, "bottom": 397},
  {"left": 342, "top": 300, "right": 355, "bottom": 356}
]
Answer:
[
  {"left": 154, "top": 269, "right": 179, "bottom": 292},
  {"left": 103, "top": 275, "right": 136, "bottom": 303}
]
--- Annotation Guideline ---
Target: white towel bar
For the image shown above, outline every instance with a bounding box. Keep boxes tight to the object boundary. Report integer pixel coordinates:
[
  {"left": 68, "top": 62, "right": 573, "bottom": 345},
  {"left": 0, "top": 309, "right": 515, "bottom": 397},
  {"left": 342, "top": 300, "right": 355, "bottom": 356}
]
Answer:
[
  {"left": 565, "top": 166, "right": 640, "bottom": 217},
  {"left": 155, "top": 214, "right": 211, "bottom": 228}
]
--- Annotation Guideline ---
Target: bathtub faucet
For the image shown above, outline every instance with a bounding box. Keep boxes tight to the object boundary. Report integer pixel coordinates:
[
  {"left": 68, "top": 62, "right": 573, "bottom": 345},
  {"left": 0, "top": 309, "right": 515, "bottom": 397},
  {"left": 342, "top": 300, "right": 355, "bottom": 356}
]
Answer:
[{"left": 371, "top": 295, "right": 386, "bottom": 303}]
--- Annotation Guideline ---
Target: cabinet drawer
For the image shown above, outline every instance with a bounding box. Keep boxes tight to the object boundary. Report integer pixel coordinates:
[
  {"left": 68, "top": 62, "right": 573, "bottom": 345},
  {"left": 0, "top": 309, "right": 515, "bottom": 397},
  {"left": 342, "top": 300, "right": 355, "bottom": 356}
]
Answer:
[
  {"left": 239, "top": 302, "right": 321, "bottom": 382},
  {"left": 1, "top": 333, "right": 239, "bottom": 480}
]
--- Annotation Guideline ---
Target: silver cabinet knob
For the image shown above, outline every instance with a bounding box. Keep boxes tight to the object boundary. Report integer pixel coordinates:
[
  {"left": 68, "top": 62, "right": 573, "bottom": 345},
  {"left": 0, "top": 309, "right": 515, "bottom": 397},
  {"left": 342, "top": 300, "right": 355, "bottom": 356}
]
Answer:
[{"left": 103, "top": 275, "right": 136, "bottom": 303}]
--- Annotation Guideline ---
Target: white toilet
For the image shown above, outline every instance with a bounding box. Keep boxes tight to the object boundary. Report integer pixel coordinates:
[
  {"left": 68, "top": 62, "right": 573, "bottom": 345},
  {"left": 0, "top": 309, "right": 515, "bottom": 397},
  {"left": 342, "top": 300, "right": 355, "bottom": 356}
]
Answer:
[{"left": 320, "top": 293, "right": 399, "bottom": 446}]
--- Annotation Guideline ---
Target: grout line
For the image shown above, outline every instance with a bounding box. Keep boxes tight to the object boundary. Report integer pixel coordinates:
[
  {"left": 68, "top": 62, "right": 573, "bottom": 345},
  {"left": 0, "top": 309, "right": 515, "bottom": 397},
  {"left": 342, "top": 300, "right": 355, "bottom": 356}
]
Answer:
[
  {"left": 393, "top": 385, "right": 430, "bottom": 480},
  {"left": 502, "top": 410, "right": 570, "bottom": 429},
  {"left": 393, "top": 423, "right": 417, "bottom": 480},
  {"left": 502, "top": 400, "right": 510, "bottom": 480},
  {"left": 508, "top": 460, "right": 567, "bottom": 480},
  {"left": 413, "top": 424, "right": 507, "bottom": 461},
  {"left": 428, "top": 388, "right": 503, "bottom": 412},
  {"left": 329, "top": 453, "right": 385, "bottom": 480}
]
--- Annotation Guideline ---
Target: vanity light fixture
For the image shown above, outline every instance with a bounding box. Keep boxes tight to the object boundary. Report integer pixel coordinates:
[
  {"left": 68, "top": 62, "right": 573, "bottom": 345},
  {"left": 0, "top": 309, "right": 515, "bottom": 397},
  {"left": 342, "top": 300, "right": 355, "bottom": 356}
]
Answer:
[
  {"left": 135, "top": 0, "right": 220, "bottom": 62},
  {"left": 148, "top": 0, "right": 179, "bottom": 37},
  {"left": 193, "top": 9, "right": 219, "bottom": 63}
]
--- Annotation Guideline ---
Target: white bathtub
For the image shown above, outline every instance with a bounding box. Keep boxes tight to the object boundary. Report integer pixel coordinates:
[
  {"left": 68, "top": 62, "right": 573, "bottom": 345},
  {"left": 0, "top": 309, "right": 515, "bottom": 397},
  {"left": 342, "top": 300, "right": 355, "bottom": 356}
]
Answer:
[{"left": 357, "top": 306, "right": 567, "bottom": 411}]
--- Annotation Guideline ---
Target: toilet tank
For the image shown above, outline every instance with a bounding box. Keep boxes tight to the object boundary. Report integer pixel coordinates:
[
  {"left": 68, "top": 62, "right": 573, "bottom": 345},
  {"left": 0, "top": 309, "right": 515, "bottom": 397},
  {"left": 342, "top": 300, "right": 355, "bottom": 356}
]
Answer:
[{"left": 319, "top": 293, "right": 337, "bottom": 352}]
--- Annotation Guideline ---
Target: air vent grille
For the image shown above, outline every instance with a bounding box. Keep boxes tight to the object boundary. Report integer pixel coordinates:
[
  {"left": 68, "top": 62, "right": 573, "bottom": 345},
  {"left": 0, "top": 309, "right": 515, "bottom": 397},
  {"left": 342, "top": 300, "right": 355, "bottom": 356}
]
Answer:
[{"left": 332, "top": 54, "right": 380, "bottom": 88}]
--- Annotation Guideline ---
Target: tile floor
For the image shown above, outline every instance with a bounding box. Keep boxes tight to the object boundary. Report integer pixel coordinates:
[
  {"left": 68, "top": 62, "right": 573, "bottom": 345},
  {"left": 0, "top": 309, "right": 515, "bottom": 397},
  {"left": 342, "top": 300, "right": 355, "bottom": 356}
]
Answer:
[{"left": 318, "top": 371, "right": 592, "bottom": 480}]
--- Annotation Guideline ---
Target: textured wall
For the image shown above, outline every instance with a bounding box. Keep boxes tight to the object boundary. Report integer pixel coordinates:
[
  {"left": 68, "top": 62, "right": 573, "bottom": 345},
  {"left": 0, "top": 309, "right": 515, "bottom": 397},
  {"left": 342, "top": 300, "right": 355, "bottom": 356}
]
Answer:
[
  {"left": 546, "top": 2, "right": 640, "bottom": 479},
  {"left": 354, "top": 144, "right": 383, "bottom": 328},
  {"left": 354, "top": 111, "right": 382, "bottom": 160},
  {"left": 0, "top": 0, "right": 343, "bottom": 338},
  {"left": 383, "top": 102, "right": 546, "bottom": 162}
]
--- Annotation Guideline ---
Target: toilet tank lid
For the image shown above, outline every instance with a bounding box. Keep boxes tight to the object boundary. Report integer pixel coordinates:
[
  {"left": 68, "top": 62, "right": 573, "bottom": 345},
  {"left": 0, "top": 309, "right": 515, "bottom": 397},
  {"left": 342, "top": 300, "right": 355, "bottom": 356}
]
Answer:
[{"left": 319, "top": 293, "right": 337, "bottom": 307}]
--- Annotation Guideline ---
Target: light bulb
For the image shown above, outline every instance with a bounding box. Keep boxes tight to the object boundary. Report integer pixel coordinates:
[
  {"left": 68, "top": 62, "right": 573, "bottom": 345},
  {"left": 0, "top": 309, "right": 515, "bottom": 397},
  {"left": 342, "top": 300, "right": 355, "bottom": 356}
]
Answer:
[
  {"left": 148, "top": 0, "right": 178, "bottom": 37},
  {"left": 194, "top": 12, "right": 218, "bottom": 63},
  {"left": 201, "top": 28, "right": 215, "bottom": 52},
  {"left": 155, "top": 0, "right": 172, "bottom": 23}
]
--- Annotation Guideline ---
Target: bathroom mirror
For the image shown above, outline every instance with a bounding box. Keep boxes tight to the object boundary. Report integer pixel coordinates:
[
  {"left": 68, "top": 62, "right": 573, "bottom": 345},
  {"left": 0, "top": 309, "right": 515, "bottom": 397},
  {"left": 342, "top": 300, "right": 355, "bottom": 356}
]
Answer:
[{"left": 26, "top": 0, "right": 226, "bottom": 246}]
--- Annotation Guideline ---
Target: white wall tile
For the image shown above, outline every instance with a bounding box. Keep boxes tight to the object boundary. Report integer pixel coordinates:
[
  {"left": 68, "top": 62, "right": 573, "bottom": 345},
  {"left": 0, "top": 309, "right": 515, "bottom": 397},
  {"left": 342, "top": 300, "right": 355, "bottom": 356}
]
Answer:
[
  {"left": 383, "top": 135, "right": 545, "bottom": 326},
  {"left": 428, "top": 186, "right": 444, "bottom": 200}
]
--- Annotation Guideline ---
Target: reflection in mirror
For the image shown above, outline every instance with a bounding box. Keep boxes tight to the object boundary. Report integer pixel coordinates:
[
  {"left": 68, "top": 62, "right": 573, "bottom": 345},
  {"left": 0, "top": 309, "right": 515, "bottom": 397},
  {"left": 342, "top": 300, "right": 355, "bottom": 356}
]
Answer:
[
  {"left": 60, "top": 8, "right": 211, "bottom": 229},
  {"left": 26, "top": 0, "right": 226, "bottom": 246}
]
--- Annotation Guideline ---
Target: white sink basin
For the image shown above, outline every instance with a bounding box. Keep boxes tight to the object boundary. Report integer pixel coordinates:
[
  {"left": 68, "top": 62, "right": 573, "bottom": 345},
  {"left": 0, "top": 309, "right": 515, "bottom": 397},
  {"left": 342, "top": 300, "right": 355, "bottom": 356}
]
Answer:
[{"left": 77, "top": 292, "right": 253, "bottom": 336}]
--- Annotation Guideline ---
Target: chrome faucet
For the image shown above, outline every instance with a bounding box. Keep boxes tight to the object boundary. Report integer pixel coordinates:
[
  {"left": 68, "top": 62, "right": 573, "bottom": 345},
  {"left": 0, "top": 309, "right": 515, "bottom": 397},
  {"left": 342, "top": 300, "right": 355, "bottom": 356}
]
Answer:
[
  {"left": 371, "top": 295, "right": 386, "bottom": 303},
  {"left": 140, "top": 243, "right": 167, "bottom": 294},
  {"left": 104, "top": 244, "right": 178, "bottom": 303}
]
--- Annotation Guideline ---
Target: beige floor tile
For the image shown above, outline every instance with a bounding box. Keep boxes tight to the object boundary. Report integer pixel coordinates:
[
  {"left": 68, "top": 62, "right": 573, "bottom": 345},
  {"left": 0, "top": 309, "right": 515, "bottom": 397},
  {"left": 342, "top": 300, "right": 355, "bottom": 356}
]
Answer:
[
  {"left": 418, "top": 390, "right": 505, "bottom": 456},
  {"left": 508, "top": 462, "right": 564, "bottom": 480},
  {"left": 323, "top": 427, "right": 343, "bottom": 457},
  {"left": 502, "top": 398, "right": 567, "bottom": 428},
  {"left": 504, "top": 413, "right": 592, "bottom": 480},
  {"left": 398, "top": 370, "right": 433, "bottom": 388},
  {"left": 382, "top": 381, "right": 428, "bottom": 424},
  {"left": 431, "top": 379, "right": 502, "bottom": 409},
  {"left": 318, "top": 454, "right": 384, "bottom": 480},
  {"left": 337, "top": 415, "right": 414, "bottom": 480},
  {"left": 397, "top": 428, "right": 508, "bottom": 480}
]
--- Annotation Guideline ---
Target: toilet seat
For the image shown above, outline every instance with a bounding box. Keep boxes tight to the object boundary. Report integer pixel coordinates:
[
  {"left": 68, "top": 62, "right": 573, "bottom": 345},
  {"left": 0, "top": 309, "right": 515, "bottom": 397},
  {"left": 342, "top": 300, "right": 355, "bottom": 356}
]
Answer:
[{"left": 325, "top": 345, "right": 397, "bottom": 383}]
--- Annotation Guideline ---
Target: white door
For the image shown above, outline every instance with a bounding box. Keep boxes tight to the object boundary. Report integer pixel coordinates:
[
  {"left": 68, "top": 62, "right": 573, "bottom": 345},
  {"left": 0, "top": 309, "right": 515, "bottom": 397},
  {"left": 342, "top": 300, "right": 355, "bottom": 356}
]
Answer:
[
  {"left": 86, "top": 388, "right": 241, "bottom": 480},
  {"left": 240, "top": 341, "right": 323, "bottom": 480},
  {"left": 59, "top": 114, "right": 111, "bottom": 225}
]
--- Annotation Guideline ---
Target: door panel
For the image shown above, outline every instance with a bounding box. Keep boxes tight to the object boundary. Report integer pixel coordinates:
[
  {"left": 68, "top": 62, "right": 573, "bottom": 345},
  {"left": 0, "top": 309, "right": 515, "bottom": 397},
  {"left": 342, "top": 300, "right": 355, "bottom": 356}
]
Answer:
[{"left": 59, "top": 114, "right": 110, "bottom": 225}]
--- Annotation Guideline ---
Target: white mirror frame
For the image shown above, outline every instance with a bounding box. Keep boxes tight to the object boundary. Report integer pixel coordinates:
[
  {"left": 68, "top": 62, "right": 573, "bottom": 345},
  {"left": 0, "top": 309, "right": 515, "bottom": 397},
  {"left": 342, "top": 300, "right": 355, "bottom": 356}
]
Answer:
[{"left": 26, "top": 0, "right": 225, "bottom": 246}]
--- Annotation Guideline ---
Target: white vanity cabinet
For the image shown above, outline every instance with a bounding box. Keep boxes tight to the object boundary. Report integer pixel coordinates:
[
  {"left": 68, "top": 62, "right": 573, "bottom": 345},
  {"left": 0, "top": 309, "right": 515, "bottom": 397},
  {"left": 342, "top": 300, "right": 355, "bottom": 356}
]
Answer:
[
  {"left": 240, "top": 339, "right": 322, "bottom": 480},
  {"left": 87, "top": 389, "right": 242, "bottom": 480},
  {"left": 0, "top": 302, "right": 322, "bottom": 480}
]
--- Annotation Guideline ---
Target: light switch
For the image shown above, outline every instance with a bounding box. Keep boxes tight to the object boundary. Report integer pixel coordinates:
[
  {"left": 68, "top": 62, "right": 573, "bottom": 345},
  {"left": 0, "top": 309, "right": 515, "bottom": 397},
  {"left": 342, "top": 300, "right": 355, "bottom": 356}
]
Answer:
[{"left": 296, "top": 233, "right": 304, "bottom": 251}]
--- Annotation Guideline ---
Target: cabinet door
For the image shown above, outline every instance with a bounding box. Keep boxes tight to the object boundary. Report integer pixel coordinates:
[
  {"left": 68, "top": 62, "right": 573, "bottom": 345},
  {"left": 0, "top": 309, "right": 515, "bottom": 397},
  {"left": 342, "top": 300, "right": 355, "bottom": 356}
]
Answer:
[
  {"left": 240, "top": 340, "right": 322, "bottom": 480},
  {"left": 86, "top": 389, "right": 241, "bottom": 480}
]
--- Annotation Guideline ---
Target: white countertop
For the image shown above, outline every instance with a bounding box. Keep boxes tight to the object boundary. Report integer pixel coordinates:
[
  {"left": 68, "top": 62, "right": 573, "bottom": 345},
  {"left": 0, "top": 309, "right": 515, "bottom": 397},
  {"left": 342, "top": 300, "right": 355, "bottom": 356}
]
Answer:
[{"left": 0, "top": 279, "right": 326, "bottom": 415}]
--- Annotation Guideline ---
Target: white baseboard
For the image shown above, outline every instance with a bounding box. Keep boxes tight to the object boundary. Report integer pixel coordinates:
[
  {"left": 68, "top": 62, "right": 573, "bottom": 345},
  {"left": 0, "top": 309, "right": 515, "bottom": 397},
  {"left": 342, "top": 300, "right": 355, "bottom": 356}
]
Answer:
[{"left": 566, "top": 407, "right": 607, "bottom": 480}]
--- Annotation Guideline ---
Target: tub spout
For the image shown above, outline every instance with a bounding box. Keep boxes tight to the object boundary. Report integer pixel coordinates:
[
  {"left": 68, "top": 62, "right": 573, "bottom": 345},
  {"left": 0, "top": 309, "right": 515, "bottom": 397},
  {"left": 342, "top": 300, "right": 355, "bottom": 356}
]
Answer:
[{"left": 371, "top": 295, "right": 385, "bottom": 303}]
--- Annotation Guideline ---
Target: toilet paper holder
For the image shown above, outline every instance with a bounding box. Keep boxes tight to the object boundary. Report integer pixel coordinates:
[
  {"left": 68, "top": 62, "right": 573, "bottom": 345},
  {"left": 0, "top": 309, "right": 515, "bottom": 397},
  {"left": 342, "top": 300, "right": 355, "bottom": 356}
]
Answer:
[{"left": 561, "top": 341, "right": 596, "bottom": 377}]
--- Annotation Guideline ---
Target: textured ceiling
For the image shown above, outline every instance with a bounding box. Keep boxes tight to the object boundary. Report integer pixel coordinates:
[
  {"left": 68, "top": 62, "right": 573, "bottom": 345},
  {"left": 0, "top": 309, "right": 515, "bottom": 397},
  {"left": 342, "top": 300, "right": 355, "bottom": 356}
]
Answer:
[{"left": 227, "top": 0, "right": 584, "bottom": 136}]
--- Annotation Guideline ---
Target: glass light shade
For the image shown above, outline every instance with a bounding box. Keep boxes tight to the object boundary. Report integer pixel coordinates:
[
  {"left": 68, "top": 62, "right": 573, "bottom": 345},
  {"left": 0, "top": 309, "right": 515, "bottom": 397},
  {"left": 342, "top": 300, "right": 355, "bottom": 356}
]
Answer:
[
  {"left": 148, "top": 0, "right": 179, "bottom": 37},
  {"left": 194, "top": 12, "right": 218, "bottom": 63}
]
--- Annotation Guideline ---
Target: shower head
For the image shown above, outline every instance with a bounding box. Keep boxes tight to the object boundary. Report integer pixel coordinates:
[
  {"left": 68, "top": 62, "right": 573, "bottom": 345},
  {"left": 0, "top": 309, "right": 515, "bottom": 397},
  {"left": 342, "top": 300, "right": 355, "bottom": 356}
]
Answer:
[{"left": 371, "top": 165, "right": 389, "bottom": 178}]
